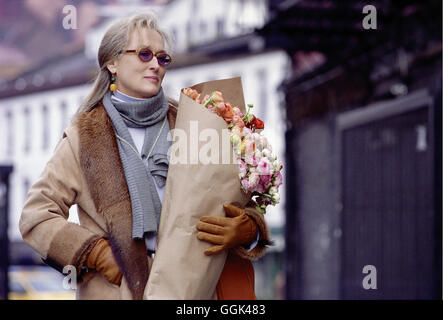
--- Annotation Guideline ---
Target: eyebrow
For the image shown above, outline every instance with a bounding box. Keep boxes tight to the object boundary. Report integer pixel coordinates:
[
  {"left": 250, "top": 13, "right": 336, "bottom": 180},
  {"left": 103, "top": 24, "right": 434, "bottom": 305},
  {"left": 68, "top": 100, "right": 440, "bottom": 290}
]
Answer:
[{"left": 139, "top": 45, "right": 167, "bottom": 54}]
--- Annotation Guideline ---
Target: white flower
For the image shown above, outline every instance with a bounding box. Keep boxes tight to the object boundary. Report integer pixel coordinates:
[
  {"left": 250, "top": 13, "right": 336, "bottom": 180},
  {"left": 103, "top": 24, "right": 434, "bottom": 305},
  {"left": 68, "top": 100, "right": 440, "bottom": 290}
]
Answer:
[
  {"left": 262, "top": 148, "right": 271, "bottom": 158},
  {"left": 272, "top": 159, "right": 282, "bottom": 171},
  {"left": 269, "top": 186, "right": 278, "bottom": 195},
  {"left": 272, "top": 193, "right": 280, "bottom": 204},
  {"left": 252, "top": 133, "right": 262, "bottom": 150},
  {"left": 268, "top": 153, "right": 276, "bottom": 162},
  {"left": 248, "top": 172, "right": 260, "bottom": 189},
  {"left": 260, "top": 135, "right": 269, "bottom": 148}
]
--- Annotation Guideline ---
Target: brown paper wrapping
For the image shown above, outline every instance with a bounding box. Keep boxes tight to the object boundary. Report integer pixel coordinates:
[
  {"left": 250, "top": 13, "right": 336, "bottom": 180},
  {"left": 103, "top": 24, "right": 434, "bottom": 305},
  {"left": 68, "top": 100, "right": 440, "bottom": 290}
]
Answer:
[{"left": 144, "top": 77, "right": 250, "bottom": 299}]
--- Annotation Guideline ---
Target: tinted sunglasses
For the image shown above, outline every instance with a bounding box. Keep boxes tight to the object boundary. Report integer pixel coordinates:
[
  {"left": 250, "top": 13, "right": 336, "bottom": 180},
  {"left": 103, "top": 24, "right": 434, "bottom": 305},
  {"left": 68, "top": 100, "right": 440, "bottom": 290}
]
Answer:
[{"left": 118, "top": 47, "right": 172, "bottom": 67}]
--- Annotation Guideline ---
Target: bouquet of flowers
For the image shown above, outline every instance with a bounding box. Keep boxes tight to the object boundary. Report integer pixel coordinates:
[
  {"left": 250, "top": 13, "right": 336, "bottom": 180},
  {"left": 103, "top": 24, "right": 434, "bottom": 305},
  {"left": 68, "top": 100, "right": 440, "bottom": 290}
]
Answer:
[
  {"left": 145, "top": 77, "right": 281, "bottom": 300},
  {"left": 183, "top": 88, "right": 283, "bottom": 214}
]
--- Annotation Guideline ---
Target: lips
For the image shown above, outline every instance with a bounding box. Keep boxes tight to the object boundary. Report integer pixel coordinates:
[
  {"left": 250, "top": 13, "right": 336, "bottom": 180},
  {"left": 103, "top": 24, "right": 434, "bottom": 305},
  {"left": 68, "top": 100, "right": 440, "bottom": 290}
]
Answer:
[{"left": 144, "top": 76, "right": 159, "bottom": 82}]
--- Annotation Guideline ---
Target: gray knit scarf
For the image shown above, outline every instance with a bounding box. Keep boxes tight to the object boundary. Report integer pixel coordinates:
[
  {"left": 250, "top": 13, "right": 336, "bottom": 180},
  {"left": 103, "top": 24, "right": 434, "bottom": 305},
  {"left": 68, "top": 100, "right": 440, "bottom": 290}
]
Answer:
[{"left": 102, "top": 89, "right": 170, "bottom": 239}]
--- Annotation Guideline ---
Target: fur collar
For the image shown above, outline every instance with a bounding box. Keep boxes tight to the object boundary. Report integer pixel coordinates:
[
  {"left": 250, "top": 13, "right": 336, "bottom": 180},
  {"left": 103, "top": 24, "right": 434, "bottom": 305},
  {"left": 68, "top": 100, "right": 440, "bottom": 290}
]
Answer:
[{"left": 75, "top": 99, "right": 177, "bottom": 300}]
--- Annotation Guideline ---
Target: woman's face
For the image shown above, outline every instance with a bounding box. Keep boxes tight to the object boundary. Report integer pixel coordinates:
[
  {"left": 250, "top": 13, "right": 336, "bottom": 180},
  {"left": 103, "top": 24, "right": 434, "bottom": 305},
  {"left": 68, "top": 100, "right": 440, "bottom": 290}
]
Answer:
[{"left": 107, "top": 28, "right": 167, "bottom": 98}]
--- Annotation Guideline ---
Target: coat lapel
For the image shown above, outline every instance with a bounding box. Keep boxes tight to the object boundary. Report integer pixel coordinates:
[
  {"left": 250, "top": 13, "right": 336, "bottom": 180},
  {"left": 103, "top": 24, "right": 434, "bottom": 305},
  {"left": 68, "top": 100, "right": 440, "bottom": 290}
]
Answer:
[{"left": 75, "top": 100, "right": 177, "bottom": 300}]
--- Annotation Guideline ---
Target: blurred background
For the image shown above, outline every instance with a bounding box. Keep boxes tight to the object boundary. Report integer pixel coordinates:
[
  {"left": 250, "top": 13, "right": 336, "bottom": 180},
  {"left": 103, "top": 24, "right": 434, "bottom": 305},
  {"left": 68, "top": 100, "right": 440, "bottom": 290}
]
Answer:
[{"left": 0, "top": 0, "right": 441, "bottom": 300}]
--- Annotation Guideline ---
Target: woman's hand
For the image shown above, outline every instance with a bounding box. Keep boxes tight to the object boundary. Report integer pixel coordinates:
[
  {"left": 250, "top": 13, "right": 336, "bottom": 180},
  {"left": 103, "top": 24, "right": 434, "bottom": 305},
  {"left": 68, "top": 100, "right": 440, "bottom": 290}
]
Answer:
[
  {"left": 86, "top": 238, "right": 123, "bottom": 286},
  {"left": 196, "top": 203, "right": 258, "bottom": 255}
]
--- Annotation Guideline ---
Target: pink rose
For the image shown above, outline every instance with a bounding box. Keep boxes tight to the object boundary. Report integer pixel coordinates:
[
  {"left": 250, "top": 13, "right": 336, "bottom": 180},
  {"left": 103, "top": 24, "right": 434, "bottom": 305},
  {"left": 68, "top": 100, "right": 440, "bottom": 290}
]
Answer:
[
  {"left": 257, "top": 158, "right": 271, "bottom": 175},
  {"left": 259, "top": 174, "right": 272, "bottom": 186},
  {"left": 202, "top": 94, "right": 210, "bottom": 104},
  {"left": 219, "top": 103, "right": 234, "bottom": 122},
  {"left": 217, "top": 102, "right": 226, "bottom": 114},
  {"left": 232, "top": 107, "right": 244, "bottom": 118},
  {"left": 245, "top": 155, "right": 258, "bottom": 166},
  {"left": 233, "top": 115, "right": 245, "bottom": 128},
  {"left": 256, "top": 183, "right": 265, "bottom": 193},
  {"left": 274, "top": 172, "right": 283, "bottom": 187}
]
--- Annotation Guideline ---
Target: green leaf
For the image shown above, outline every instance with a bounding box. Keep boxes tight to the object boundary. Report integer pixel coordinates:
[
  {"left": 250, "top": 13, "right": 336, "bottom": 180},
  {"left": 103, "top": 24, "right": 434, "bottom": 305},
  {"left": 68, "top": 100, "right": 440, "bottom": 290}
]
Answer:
[{"left": 255, "top": 205, "right": 266, "bottom": 214}]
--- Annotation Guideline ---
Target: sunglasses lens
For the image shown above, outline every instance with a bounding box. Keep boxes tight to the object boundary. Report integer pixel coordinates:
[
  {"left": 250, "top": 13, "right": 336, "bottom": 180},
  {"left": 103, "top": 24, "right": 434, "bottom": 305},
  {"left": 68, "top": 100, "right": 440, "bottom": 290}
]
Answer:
[
  {"left": 157, "top": 54, "right": 172, "bottom": 66},
  {"left": 139, "top": 49, "right": 153, "bottom": 62}
]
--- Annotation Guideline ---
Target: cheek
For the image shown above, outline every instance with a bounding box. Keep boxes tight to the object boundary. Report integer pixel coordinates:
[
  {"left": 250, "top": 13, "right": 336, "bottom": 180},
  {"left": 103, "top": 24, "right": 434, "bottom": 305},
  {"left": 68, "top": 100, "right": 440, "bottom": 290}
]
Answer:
[
  {"left": 132, "top": 65, "right": 146, "bottom": 78},
  {"left": 120, "top": 71, "right": 144, "bottom": 89},
  {"left": 120, "top": 61, "right": 143, "bottom": 79}
]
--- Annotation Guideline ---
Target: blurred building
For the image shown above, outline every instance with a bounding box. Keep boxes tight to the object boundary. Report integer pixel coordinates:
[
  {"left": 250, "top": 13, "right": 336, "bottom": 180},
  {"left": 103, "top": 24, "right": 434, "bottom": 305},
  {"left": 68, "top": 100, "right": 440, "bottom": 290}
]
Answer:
[
  {"left": 0, "top": 0, "right": 288, "bottom": 299},
  {"left": 258, "top": 0, "right": 442, "bottom": 299}
]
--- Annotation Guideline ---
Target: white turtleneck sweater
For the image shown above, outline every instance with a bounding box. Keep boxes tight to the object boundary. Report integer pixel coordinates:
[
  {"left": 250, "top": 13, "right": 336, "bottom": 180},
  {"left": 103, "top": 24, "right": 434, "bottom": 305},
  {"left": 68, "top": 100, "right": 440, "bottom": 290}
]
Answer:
[{"left": 112, "top": 90, "right": 258, "bottom": 253}]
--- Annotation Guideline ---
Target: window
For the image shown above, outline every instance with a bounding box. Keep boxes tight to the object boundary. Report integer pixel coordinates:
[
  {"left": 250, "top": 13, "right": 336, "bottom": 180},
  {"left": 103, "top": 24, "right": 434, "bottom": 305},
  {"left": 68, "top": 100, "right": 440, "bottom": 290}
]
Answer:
[
  {"left": 5, "top": 110, "right": 13, "bottom": 156},
  {"left": 216, "top": 18, "right": 225, "bottom": 38},
  {"left": 192, "top": 0, "right": 199, "bottom": 14},
  {"left": 199, "top": 21, "right": 207, "bottom": 38},
  {"left": 23, "top": 107, "right": 31, "bottom": 154},
  {"left": 42, "top": 104, "right": 49, "bottom": 151},
  {"left": 186, "top": 21, "right": 192, "bottom": 46},
  {"left": 60, "top": 101, "right": 68, "bottom": 133},
  {"left": 256, "top": 68, "right": 267, "bottom": 121}
]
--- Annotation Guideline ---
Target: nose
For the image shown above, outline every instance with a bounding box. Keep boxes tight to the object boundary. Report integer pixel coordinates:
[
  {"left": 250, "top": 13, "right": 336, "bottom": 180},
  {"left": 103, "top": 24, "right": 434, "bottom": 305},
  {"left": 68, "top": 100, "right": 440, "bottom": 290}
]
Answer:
[{"left": 148, "top": 56, "right": 160, "bottom": 71}]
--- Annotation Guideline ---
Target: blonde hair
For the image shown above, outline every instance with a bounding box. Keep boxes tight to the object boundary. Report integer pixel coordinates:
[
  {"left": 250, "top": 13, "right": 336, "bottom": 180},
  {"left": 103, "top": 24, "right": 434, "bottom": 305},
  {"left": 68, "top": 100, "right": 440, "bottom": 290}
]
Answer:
[{"left": 75, "top": 12, "right": 172, "bottom": 115}]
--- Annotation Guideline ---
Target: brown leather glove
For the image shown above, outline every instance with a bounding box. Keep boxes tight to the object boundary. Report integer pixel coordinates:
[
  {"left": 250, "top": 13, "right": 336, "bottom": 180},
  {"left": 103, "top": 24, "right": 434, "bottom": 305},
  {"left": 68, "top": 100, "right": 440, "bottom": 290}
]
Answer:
[
  {"left": 196, "top": 203, "right": 258, "bottom": 256},
  {"left": 86, "top": 238, "right": 123, "bottom": 286}
]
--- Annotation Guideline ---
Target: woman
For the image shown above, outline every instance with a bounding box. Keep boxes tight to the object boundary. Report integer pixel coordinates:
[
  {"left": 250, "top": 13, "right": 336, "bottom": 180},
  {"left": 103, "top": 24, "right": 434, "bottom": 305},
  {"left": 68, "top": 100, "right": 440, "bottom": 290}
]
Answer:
[{"left": 19, "top": 12, "right": 271, "bottom": 300}]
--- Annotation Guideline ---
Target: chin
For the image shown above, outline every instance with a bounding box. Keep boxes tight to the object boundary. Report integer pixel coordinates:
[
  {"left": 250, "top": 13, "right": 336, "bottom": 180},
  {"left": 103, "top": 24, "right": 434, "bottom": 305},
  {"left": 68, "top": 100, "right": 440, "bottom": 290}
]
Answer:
[{"left": 133, "top": 87, "right": 158, "bottom": 98}]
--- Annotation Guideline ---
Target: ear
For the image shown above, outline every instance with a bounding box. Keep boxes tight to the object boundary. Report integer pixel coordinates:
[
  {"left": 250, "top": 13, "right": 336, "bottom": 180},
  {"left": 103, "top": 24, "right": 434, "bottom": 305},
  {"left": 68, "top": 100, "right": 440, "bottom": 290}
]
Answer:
[{"left": 106, "top": 60, "right": 118, "bottom": 74}]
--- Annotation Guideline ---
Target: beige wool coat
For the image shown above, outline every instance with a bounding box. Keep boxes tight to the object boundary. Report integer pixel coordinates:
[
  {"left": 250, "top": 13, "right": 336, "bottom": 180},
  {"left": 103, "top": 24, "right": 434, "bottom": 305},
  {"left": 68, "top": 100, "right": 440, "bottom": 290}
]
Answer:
[{"left": 19, "top": 98, "right": 271, "bottom": 300}]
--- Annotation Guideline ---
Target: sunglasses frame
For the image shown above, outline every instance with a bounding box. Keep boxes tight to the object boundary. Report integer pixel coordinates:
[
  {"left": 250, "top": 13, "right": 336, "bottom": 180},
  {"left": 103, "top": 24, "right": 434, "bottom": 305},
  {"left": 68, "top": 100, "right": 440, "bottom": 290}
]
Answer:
[{"left": 118, "top": 47, "right": 173, "bottom": 66}]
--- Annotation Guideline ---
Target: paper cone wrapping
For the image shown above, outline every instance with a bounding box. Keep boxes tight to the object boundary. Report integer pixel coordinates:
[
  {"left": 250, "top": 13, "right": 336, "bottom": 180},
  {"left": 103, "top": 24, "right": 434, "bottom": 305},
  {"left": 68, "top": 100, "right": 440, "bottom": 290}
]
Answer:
[{"left": 144, "top": 77, "right": 250, "bottom": 299}]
